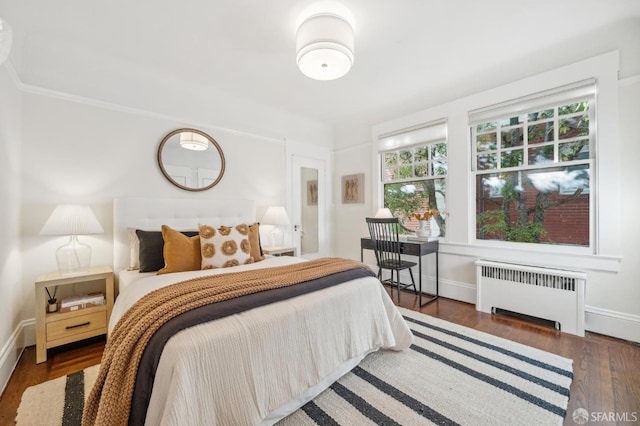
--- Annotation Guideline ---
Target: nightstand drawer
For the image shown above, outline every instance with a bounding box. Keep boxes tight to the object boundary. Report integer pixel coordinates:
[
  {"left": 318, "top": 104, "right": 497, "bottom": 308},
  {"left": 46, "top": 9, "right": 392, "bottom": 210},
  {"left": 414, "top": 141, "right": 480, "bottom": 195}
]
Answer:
[{"left": 46, "top": 310, "right": 106, "bottom": 342}]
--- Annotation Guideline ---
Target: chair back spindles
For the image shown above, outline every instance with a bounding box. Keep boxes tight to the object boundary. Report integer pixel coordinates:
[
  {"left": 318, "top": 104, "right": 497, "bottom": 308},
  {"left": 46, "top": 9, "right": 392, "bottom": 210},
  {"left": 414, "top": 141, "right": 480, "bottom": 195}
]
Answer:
[
  {"left": 366, "top": 218, "right": 401, "bottom": 267},
  {"left": 365, "top": 217, "right": 417, "bottom": 303}
]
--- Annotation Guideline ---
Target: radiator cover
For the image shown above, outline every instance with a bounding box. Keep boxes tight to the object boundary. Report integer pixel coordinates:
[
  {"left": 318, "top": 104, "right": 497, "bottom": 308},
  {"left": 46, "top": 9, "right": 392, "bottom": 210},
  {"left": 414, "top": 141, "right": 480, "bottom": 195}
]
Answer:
[{"left": 475, "top": 259, "right": 586, "bottom": 336}]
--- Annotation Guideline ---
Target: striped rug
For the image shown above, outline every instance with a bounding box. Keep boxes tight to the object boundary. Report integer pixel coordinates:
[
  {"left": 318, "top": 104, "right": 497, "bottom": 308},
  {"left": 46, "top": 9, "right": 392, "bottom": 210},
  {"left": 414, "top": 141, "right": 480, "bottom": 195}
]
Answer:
[{"left": 16, "top": 308, "right": 573, "bottom": 425}]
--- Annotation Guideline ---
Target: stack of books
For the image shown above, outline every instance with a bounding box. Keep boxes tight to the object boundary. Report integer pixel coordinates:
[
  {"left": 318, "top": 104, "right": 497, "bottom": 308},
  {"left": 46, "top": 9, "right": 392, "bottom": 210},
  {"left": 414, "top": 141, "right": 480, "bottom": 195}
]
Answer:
[{"left": 60, "top": 292, "right": 105, "bottom": 313}]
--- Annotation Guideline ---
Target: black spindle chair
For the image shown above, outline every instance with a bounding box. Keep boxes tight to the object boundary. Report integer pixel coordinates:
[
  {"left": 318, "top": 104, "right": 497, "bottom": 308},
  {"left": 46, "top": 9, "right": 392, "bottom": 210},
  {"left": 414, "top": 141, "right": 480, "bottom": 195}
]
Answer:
[{"left": 365, "top": 217, "right": 417, "bottom": 303}]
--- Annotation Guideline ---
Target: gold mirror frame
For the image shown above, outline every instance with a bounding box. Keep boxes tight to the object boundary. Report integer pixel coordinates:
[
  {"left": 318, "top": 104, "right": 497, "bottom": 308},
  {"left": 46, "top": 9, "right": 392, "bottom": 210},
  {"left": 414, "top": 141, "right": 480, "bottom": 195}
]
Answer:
[{"left": 157, "top": 128, "right": 226, "bottom": 192}]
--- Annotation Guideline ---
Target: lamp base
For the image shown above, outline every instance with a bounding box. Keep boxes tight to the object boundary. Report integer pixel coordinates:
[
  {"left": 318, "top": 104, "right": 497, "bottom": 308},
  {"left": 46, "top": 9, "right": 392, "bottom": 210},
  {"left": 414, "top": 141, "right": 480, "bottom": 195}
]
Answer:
[
  {"left": 56, "top": 235, "right": 91, "bottom": 275},
  {"left": 270, "top": 228, "right": 284, "bottom": 247}
]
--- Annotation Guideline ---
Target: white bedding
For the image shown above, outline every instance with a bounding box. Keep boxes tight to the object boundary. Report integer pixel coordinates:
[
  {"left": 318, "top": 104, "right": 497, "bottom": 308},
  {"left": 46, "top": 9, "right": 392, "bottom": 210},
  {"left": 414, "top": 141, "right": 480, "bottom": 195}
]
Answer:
[{"left": 110, "top": 257, "right": 413, "bottom": 425}]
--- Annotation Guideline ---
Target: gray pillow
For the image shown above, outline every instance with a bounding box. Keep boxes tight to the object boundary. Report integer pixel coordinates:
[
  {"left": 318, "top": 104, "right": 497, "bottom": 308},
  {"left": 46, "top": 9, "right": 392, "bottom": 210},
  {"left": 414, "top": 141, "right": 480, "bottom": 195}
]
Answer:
[{"left": 136, "top": 229, "right": 198, "bottom": 272}]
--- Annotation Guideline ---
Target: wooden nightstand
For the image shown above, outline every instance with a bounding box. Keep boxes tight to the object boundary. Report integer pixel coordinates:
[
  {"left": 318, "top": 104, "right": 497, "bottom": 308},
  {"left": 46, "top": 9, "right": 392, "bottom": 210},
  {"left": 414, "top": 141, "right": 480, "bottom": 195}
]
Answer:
[
  {"left": 35, "top": 266, "right": 114, "bottom": 364},
  {"left": 262, "top": 246, "right": 297, "bottom": 257}
]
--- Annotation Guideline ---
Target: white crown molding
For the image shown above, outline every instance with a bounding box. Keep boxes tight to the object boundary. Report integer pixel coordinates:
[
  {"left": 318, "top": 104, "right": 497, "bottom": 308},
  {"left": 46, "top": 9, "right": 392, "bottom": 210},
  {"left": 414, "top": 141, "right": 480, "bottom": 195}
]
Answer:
[
  {"left": 6, "top": 61, "right": 285, "bottom": 145},
  {"left": 332, "top": 141, "right": 372, "bottom": 154},
  {"left": 619, "top": 74, "right": 640, "bottom": 87}
]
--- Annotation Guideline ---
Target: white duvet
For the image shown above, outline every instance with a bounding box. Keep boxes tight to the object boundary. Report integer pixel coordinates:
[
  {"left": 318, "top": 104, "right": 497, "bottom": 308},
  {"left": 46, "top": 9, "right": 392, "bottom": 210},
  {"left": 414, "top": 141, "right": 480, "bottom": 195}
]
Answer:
[{"left": 110, "top": 257, "right": 413, "bottom": 426}]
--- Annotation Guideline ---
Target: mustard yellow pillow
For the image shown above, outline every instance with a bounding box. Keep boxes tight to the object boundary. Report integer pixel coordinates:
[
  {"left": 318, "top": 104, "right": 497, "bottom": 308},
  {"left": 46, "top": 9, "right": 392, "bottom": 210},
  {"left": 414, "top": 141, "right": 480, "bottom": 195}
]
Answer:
[
  {"left": 200, "top": 224, "right": 253, "bottom": 269},
  {"left": 249, "top": 223, "right": 265, "bottom": 262},
  {"left": 157, "top": 225, "right": 201, "bottom": 275}
]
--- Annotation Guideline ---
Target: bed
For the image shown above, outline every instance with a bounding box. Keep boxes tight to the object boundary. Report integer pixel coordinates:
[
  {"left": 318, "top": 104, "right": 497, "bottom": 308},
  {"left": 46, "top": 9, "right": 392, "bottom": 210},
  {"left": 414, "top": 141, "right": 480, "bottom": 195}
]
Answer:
[{"left": 86, "top": 197, "right": 412, "bottom": 425}]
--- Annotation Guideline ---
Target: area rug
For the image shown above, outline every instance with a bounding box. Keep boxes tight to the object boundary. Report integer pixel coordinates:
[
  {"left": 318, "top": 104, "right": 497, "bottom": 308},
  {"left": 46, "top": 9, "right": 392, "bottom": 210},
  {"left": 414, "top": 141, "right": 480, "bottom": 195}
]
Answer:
[{"left": 16, "top": 308, "right": 573, "bottom": 425}]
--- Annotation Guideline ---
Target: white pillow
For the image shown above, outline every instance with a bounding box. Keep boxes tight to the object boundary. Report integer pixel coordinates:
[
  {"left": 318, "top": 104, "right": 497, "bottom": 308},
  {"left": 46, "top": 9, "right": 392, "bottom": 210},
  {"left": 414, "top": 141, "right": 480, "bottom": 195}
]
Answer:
[
  {"left": 127, "top": 227, "right": 140, "bottom": 270},
  {"left": 199, "top": 224, "right": 253, "bottom": 269}
]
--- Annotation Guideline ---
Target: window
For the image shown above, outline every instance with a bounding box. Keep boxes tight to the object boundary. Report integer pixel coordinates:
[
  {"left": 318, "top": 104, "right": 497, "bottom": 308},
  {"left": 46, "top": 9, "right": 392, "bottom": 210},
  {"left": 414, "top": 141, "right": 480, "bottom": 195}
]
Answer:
[
  {"left": 378, "top": 120, "right": 447, "bottom": 237},
  {"left": 470, "top": 80, "right": 595, "bottom": 247}
]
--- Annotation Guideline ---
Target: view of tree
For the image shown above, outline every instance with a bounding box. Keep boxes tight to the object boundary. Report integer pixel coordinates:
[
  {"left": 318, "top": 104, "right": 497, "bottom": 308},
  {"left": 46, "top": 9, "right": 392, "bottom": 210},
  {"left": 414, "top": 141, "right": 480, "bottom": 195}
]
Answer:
[
  {"left": 383, "top": 142, "right": 447, "bottom": 236},
  {"left": 476, "top": 102, "right": 590, "bottom": 244}
]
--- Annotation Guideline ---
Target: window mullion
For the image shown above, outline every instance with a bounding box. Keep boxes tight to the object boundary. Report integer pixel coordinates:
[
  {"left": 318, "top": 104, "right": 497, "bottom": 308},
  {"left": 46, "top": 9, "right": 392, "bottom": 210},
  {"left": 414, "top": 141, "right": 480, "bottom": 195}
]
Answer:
[{"left": 554, "top": 106, "right": 560, "bottom": 163}]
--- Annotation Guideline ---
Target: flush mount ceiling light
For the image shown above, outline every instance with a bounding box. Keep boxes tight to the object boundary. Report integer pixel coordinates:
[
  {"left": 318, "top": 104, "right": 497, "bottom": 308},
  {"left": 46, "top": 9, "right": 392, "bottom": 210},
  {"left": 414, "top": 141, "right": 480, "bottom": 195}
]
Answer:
[
  {"left": 180, "top": 131, "right": 208, "bottom": 151},
  {"left": 296, "top": 11, "right": 354, "bottom": 81},
  {"left": 0, "top": 16, "right": 13, "bottom": 65}
]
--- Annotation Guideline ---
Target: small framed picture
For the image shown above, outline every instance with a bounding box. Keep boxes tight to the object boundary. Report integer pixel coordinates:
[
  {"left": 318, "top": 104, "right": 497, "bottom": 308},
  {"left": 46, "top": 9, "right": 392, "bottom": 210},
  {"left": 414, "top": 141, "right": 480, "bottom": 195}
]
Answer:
[
  {"left": 342, "top": 173, "right": 364, "bottom": 204},
  {"left": 307, "top": 180, "right": 318, "bottom": 205}
]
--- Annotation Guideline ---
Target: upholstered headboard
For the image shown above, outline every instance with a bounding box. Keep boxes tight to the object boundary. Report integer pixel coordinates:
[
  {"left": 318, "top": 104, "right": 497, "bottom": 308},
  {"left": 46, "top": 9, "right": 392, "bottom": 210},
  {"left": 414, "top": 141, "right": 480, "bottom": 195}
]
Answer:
[{"left": 113, "top": 197, "right": 256, "bottom": 272}]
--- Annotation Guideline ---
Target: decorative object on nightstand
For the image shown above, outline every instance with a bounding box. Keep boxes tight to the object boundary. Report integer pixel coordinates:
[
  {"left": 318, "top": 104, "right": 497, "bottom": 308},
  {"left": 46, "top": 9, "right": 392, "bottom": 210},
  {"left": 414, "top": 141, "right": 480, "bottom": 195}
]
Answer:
[
  {"left": 40, "top": 205, "right": 104, "bottom": 275},
  {"left": 46, "top": 286, "right": 58, "bottom": 313},
  {"left": 34, "top": 266, "right": 114, "bottom": 363},
  {"left": 261, "top": 206, "right": 290, "bottom": 247}
]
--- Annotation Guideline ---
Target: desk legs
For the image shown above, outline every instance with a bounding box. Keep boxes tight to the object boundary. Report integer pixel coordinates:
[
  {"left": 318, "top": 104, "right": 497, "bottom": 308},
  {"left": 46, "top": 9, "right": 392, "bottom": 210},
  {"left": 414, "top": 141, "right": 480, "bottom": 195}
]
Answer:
[
  {"left": 419, "top": 251, "right": 439, "bottom": 307},
  {"left": 363, "top": 243, "right": 438, "bottom": 307}
]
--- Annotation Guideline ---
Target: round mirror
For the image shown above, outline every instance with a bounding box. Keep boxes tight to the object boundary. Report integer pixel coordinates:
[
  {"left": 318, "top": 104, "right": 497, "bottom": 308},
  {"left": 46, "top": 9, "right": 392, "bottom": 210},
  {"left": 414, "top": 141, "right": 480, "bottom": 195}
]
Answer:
[{"left": 157, "top": 128, "right": 226, "bottom": 191}]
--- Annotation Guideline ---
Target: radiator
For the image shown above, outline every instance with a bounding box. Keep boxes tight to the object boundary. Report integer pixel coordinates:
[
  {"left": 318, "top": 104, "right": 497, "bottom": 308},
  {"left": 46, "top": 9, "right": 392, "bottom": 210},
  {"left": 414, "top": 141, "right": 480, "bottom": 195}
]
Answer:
[{"left": 475, "top": 260, "right": 586, "bottom": 336}]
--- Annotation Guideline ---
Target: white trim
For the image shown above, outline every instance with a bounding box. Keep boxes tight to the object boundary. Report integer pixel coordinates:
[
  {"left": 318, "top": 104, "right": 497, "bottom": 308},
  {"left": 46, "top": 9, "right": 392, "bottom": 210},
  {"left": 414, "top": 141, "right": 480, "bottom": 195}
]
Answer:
[
  {"left": 0, "top": 319, "right": 35, "bottom": 396},
  {"left": 332, "top": 141, "right": 371, "bottom": 154},
  {"left": 366, "top": 259, "right": 638, "bottom": 343},
  {"left": 468, "top": 78, "right": 596, "bottom": 125},
  {"left": 286, "top": 141, "right": 332, "bottom": 258},
  {"left": 9, "top": 67, "right": 284, "bottom": 146},
  {"left": 585, "top": 306, "right": 640, "bottom": 343},
  {"left": 364, "top": 262, "right": 476, "bottom": 305},
  {"left": 439, "top": 241, "right": 621, "bottom": 273},
  {"left": 618, "top": 74, "right": 640, "bottom": 87},
  {"left": 377, "top": 118, "right": 447, "bottom": 153}
]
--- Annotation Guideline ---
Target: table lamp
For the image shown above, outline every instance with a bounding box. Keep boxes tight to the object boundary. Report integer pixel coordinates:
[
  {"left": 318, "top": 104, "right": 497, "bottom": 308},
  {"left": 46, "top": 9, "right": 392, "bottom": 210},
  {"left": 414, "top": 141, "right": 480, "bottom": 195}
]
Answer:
[
  {"left": 40, "top": 205, "right": 104, "bottom": 274},
  {"left": 261, "top": 206, "right": 290, "bottom": 247},
  {"left": 374, "top": 208, "right": 393, "bottom": 218}
]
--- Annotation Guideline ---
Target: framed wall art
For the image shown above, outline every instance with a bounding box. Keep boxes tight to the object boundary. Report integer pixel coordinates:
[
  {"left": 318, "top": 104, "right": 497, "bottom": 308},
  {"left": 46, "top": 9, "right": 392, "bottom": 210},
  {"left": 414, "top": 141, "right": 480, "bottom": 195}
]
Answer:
[
  {"left": 307, "top": 180, "right": 318, "bottom": 205},
  {"left": 341, "top": 173, "right": 364, "bottom": 204}
]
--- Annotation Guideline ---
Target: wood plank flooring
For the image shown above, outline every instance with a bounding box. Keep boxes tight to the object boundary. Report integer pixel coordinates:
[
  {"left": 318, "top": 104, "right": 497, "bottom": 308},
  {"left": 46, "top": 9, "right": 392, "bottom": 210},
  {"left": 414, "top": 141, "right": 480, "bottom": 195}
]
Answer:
[{"left": 1, "top": 295, "right": 639, "bottom": 426}]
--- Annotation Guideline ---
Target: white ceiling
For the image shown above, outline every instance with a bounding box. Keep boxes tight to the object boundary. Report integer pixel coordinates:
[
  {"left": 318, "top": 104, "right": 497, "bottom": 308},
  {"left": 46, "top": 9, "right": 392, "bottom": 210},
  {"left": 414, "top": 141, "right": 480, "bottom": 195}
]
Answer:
[{"left": 2, "top": 0, "right": 640, "bottom": 129}]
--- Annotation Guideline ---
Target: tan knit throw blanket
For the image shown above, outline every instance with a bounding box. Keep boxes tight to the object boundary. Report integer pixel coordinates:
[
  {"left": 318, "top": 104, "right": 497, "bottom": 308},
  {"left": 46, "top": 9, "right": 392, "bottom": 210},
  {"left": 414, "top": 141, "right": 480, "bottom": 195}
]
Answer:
[{"left": 82, "top": 257, "right": 371, "bottom": 426}]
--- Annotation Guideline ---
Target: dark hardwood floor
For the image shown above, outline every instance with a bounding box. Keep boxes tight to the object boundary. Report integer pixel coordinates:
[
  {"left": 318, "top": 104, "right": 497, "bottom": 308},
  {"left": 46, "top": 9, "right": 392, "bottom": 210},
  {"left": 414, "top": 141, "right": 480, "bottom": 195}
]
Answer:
[{"left": 1, "top": 295, "right": 639, "bottom": 425}]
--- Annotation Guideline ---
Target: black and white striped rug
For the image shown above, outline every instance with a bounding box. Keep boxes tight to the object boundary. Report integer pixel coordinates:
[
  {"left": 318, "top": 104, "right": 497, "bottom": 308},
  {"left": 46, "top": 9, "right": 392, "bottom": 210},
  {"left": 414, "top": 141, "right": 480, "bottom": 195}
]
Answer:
[{"left": 16, "top": 308, "right": 573, "bottom": 425}]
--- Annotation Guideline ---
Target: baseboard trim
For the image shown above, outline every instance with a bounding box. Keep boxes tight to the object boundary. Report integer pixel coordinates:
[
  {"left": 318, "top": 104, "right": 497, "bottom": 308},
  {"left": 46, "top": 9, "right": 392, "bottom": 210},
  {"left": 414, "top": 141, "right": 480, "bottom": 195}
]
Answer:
[
  {"left": 368, "top": 263, "right": 477, "bottom": 305},
  {"left": 367, "top": 262, "right": 640, "bottom": 343},
  {"left": 0, "top": 318, "right": 35, "bottom": 396},
  {"left": 585, "top": 306, "right": 640, "bottom": 343}
]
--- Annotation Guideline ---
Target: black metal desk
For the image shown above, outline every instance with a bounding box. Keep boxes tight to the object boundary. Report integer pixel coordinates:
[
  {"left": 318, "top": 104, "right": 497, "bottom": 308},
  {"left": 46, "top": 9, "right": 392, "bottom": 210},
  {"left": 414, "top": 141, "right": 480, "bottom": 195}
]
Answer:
[{"left": 360, "top": 237, "right": 439, "bottom": 306}]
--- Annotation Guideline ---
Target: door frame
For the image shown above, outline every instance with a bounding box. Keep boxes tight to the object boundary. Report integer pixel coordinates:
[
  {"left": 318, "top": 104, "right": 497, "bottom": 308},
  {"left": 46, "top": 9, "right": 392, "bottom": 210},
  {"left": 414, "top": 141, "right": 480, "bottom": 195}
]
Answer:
[{"left": 286, "top": 141, "right": 331, "bottom": 258}]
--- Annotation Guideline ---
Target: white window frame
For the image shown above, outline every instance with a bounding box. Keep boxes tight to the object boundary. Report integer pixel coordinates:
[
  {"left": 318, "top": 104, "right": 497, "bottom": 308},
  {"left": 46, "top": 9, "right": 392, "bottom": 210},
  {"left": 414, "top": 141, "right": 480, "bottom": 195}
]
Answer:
[
  {"left": 377, "top": 119, "right": 448, "bottom": 237},
  {"left": 469, "top": 79, "right": 597, "bottom": 253}
]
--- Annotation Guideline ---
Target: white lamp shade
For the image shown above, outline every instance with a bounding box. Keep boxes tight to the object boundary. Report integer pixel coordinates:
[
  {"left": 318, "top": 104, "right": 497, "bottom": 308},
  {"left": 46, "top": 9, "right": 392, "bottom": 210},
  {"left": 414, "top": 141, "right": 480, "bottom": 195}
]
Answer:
[
  {"left": 374, "top": 208, "right": 393, "bottom": 218},
  {"left": 261, "top": 206, "right": 290, "bottom": 226},
  {"left": 0, "top": 16, "right": 13, "bottom": 65},
  {"left": 179, "top": 131, "right": 209, "bottom": 151},
  {"left": 296, "top": 13, "right": 354, "bottom": 81},
  {"left": 40, "top": 205, "right": 104, "bottom": 236}
]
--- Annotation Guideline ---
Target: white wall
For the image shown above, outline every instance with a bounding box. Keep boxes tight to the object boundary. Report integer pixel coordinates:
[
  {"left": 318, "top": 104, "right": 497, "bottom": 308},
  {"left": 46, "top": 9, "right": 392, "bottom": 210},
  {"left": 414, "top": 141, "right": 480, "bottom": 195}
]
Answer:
[
  {"left": 17, "top": 91, "right": 331, "bottom": 321},
  {"left": 334, "top": 52, "right": 640, "bottom": 342},
  {"left": 0, "top": 65, "right": 24, "bottom": 394},
  {"left": 0, "top": 70, "right": 329, "bottom": 385}
]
